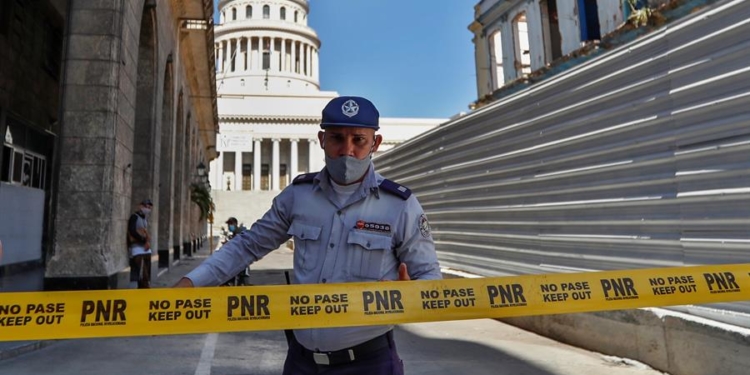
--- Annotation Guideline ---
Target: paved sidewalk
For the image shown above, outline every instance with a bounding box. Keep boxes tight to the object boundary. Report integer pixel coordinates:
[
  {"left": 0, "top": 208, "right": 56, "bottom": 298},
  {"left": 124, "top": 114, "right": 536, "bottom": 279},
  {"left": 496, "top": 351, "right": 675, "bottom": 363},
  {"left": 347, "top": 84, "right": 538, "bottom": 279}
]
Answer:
[{"left": 0, "top": 239, "right": 236, "bottom": 361}]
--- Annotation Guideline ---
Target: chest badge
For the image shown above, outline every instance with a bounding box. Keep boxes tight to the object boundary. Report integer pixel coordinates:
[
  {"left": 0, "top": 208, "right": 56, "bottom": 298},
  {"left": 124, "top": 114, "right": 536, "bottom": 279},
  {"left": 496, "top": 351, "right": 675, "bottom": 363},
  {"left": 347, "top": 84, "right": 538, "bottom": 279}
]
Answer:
[{"left": 355, "top": 220, "right": 391, "bottom": 233}]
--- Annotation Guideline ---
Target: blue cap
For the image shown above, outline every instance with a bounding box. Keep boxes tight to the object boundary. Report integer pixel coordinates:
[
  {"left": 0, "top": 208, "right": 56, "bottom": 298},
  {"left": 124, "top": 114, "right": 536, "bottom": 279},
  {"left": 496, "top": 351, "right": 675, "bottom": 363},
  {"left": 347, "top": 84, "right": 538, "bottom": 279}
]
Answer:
[{"left": 320, "top": 96, "right": 380, "bottom": 130}]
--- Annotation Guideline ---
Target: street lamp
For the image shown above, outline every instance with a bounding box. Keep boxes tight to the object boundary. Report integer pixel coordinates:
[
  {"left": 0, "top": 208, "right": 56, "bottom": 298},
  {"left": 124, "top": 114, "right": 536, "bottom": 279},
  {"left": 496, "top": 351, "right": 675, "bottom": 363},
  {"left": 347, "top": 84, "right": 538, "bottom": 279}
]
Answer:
[
  {"left": 196, "top": 161, "right": 206, "bottom": 178},
  {"left": 194, "top": 161, "right": 212, "bottom": 252},
  {"left": 195, "top": 161, "right": 210, "bottom": 188}
]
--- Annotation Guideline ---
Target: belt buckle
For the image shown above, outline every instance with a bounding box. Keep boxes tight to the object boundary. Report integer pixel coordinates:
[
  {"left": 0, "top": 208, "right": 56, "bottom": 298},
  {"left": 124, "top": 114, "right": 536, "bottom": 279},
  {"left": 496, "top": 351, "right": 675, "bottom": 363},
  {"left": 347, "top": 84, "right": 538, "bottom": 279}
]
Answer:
[
  {"left": 313, "top": 353, "right": 330, "bottom": 365},
  {"left": 313, "top": 350, "right": 355, "bottom": 365}
]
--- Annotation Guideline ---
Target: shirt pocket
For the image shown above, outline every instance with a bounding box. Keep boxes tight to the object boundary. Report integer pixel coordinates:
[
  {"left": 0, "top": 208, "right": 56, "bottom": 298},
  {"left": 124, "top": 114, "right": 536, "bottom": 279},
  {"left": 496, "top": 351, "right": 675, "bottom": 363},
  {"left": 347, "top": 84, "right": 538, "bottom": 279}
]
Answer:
[
  {"left": 287, "top": 222, "right": 323, "bottom": 271},
  {"left": 346, "top": 230, "right": 392, "bottom": 280}
]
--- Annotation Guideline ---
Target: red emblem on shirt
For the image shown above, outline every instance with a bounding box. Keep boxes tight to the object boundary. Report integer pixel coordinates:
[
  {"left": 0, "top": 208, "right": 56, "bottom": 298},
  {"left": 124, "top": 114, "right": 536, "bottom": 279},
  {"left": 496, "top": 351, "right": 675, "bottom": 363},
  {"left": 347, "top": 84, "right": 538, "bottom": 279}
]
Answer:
[{"left": 354, "top": 220, "right": 391, "bottom": 233}]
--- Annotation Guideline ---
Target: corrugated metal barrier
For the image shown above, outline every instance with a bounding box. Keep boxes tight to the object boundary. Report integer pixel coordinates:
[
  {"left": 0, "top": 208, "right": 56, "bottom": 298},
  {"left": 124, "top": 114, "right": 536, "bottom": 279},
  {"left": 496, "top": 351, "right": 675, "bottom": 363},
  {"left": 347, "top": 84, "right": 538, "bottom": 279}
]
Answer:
[{"left": 375, "top": 0, "right": 750, "bottom": 326}]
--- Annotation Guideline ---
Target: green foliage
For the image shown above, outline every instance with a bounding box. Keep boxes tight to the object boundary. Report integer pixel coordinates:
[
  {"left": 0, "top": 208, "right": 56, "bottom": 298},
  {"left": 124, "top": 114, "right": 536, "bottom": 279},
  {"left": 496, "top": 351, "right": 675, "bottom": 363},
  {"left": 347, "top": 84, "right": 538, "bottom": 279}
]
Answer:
[
  {"left": 627, "top": 0, "right": 655, "bottom": 28},
  {"left": 190, "top": 182, "right": 215, "bottom": 222}
]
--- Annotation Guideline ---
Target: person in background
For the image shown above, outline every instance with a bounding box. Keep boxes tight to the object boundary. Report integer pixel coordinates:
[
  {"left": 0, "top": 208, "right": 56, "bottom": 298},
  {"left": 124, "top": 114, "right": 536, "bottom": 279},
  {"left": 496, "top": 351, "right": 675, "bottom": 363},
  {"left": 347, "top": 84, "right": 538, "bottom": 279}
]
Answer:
[
  {"left": 221, "top": 216, "right": 245, "bottom": 244},
  {"left": 174, "top": 96, "right": 441, "bottom": 375},
  {"left": 128, "top": 198, "right": 153, "bottom": 289},
  {"left": 220, "top": 216, "right": 250, "bottom": 286}
]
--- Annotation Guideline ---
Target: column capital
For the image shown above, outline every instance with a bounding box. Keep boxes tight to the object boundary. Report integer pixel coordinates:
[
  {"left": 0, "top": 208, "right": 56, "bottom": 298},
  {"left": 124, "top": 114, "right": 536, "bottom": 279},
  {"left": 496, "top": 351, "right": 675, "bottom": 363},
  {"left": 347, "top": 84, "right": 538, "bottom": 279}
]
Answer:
[
  {"left": 272, "top": 138, "right": 281, "bottom": 142},
  {"left": 289, "top": 138, "right": 299, "bottom": 143}
]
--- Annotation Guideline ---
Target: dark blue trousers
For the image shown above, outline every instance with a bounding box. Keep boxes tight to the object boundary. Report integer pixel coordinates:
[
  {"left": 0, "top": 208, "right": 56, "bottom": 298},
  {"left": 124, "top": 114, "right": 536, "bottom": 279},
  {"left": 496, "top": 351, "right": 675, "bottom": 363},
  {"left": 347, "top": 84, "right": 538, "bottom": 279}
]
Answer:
[{"left": 282, "top": 331, "right": 404, "bottom": 375}]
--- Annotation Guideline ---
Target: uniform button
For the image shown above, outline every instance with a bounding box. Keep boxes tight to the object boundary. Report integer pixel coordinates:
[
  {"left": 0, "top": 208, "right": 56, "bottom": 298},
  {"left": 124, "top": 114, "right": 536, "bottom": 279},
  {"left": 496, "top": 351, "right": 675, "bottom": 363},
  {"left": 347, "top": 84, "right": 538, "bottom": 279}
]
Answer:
[
  {"left": 301, "top": 234, "right": 305, "bottom": 239},
  {"left": 322, "top": 279, "right": 327, "bottom": 283},
  {"left": 337, "top": 210, "right": 342, "bottom": 215},
  {"left": 329, "top": 243, "right": 334, "bottom": 248},
  {"left": 366, "top": 242, "right": 371, "bottom": 247}
]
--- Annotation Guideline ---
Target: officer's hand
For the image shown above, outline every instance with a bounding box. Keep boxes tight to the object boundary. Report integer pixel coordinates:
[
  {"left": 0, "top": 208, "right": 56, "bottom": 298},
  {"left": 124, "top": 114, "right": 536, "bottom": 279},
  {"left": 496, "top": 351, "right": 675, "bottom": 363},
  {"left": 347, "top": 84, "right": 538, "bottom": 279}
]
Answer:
[
  {"left": 173, "top": 277, "right": 194, "bottom": 288},
  {"left": 397, "top": 263, "right": 410, "bottom": 281}
]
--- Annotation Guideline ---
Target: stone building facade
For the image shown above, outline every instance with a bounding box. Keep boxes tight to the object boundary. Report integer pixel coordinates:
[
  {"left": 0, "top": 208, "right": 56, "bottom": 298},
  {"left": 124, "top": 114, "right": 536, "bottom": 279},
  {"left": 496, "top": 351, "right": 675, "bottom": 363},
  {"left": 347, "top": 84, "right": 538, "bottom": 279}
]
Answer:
[
  {"left": 470, "top": 0, "right": 635, "bottom": 101},
  {"left": 0, "top": 0, "right": 219, "bottom": 290}
]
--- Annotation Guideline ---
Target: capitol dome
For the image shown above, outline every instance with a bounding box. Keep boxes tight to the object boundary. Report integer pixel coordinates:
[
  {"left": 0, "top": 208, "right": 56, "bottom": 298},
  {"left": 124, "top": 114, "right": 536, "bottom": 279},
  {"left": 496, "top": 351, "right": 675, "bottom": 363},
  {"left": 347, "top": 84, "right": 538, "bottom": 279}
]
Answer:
[{"left": 215, "top": 0, "right": 321, "bottom": 94}]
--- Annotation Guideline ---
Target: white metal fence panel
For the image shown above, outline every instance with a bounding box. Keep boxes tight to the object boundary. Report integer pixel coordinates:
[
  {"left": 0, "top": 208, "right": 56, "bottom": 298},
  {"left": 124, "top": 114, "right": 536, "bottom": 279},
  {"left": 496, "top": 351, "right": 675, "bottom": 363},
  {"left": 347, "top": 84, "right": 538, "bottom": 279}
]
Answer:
[{"left": 375, "top": 0, "right": 750, "bottom": 321}]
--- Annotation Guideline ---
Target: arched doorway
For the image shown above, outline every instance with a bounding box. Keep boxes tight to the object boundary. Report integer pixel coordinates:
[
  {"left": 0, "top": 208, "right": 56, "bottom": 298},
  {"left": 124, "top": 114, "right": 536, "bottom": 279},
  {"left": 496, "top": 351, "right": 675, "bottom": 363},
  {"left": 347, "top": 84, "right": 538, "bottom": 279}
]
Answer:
[
  {"left": 130, "top": 2, "right": 158, "bottom": 262},
  {"left": 157, "top": 55, "right": 174, "bottom": 268}
]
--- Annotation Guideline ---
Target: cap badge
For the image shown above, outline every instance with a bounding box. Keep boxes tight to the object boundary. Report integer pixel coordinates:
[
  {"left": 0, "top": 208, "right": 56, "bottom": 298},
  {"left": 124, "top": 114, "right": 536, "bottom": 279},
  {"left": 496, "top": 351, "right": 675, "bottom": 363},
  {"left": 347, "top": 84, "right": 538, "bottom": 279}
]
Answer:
[{"left": 341, "top": 99, "right": 359, "bottom": 118}]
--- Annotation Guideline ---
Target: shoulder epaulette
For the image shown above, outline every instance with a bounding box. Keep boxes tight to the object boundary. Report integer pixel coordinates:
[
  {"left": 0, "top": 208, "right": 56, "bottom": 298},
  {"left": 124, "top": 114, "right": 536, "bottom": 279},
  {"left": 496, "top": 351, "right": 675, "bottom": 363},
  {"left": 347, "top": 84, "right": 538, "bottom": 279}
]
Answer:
[
  {"left": 292, "top": 172, "right": 318, "bottom": 185},
  {"left": 379, "top": 179, "right": 411, "bottom": 200}
]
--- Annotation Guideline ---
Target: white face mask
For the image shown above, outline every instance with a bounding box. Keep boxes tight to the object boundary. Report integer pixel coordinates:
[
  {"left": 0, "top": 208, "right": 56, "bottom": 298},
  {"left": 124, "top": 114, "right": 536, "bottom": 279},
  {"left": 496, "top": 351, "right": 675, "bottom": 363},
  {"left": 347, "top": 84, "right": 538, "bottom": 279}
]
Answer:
[
  {"left": 325, "top": 154, "right": 371, "bottom": 185},
  {"left": 141, "top": 207, "right": 151, "bottom": 215}
]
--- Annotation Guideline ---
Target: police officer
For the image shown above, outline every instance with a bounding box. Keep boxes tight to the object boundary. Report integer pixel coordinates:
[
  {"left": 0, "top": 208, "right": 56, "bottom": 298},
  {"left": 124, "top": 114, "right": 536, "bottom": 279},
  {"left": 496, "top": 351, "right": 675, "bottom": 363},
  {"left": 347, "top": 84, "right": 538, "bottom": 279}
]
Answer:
[{"left": 174, "top": 96, "right": 441, "bottom": 375}]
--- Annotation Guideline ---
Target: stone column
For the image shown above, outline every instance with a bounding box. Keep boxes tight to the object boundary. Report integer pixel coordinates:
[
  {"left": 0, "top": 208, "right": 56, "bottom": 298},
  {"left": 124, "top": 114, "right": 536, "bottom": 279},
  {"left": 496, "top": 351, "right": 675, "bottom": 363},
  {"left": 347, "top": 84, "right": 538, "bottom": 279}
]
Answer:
[
  {"left": 216, "top": 42, "right": 224, "bottom": 72},
  {"left": 218, "top": 41, "right": 224, "bottom": 72},
  {"left": 213, "top": 151, "right": 223, "bottom": 189},
  {"left": 308, "top": 138, "right": 318, "bottom": 172},
  {"left": 255, "top": 37, "right": 261, "bottom": 71},
  {"left": 291, "top": 40, "right": 297, "bottom": 73},
  {"left": 313, "top": 48, "right": 318, "bottom": 81},
  {"left": 233, "top": 38, "right": 240, "bottom": 72},
  {"left": 228, "top": 39, "right": 234, "bottom": 72},
  {"left": 306, "top": 44, "right": 311, "bottom": 76},
  {"left": 272, "top": 138, "right": 280, "bottom": 190},
  {"left": 290, "top": 138, "right": 298, "bottom": 178},
  {"left": 253, "top": 139, "right": 261, "bottom": 190},
  {"left": 234, "top": 151, "right": 242, "bottom": 191}
]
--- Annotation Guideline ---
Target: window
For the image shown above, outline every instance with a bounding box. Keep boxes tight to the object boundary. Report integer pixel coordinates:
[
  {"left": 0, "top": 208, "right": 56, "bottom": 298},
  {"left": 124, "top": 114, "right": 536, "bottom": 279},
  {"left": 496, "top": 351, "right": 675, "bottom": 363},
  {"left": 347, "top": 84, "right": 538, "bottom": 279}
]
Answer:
[
  {"left": 294, "top": 11, "right": 298, "bottom": 23},
  {"left": 541, "top": 0, "right": 562, "bottom": 62},
  {"left": 246, "top": 5, "right": 252, "bottom": 19},
  {"left": 280, "top": 7, "right": 286, "bottom": 20},
  {"left": 512, "top": 13, "right": 531, "bottom": 77},
  {"left": 489, "top": 30, "right": 504, "bottom": 89},
  {"left": 263, "top": 5, "right": 270, "bottom": 19},
  {"left": 1, "top": 145, "right": 45, "bottom": 189},
  {"left": 232, "top": 8, "right": 236, "bottom": 20}
]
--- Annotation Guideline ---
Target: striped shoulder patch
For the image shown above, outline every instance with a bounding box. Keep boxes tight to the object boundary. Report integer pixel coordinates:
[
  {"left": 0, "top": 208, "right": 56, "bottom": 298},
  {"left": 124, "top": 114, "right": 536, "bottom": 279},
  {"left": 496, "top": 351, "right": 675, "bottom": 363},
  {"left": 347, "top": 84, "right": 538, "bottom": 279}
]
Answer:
[
  {"left": 292, "top": 172, "right": 318, "bottom": 185},
  {"left": 379, "top": 179, "right": 411, "bottom": 200}
]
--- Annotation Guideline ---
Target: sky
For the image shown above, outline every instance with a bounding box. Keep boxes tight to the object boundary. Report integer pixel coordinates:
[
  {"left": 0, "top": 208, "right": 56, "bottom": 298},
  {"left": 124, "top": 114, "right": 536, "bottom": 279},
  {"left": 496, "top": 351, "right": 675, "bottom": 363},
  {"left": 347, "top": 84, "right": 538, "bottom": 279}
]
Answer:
[{"left": 215, "top": 0, "right": 479, "bottom": 119}]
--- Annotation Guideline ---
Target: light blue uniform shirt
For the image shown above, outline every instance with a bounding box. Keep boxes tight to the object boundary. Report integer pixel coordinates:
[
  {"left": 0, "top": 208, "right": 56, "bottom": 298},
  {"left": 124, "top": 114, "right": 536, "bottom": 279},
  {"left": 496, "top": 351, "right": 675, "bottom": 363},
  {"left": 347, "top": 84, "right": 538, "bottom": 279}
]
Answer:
[{"left": 186, "top": 165, "right": 442, "bottom": 351}]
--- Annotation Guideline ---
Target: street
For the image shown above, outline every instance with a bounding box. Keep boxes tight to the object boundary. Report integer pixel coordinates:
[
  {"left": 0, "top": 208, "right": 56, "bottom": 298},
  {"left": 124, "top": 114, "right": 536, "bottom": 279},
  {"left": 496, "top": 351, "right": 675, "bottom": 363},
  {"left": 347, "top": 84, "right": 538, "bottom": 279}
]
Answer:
[
  {"left": 0, "top": 247, "right": 667, "bottom": 375},
  {"left": 0, "top": 321, "right": 668, "bottom": 375}
]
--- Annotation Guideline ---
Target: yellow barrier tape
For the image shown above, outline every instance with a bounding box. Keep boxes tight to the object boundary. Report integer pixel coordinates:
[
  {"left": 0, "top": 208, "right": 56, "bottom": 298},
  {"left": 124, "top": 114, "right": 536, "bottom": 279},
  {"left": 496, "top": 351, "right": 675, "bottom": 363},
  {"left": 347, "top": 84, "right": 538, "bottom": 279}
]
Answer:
[{"left": 2, "top": 263, "right": 749, "bottom": 341}]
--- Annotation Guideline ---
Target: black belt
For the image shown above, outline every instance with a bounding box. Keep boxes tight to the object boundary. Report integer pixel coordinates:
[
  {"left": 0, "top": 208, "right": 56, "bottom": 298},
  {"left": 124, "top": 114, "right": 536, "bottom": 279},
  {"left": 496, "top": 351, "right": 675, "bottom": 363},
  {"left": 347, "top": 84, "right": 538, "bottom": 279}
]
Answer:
[{"left": 296, "top": 331, "right": 392, "bottom": 366}]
